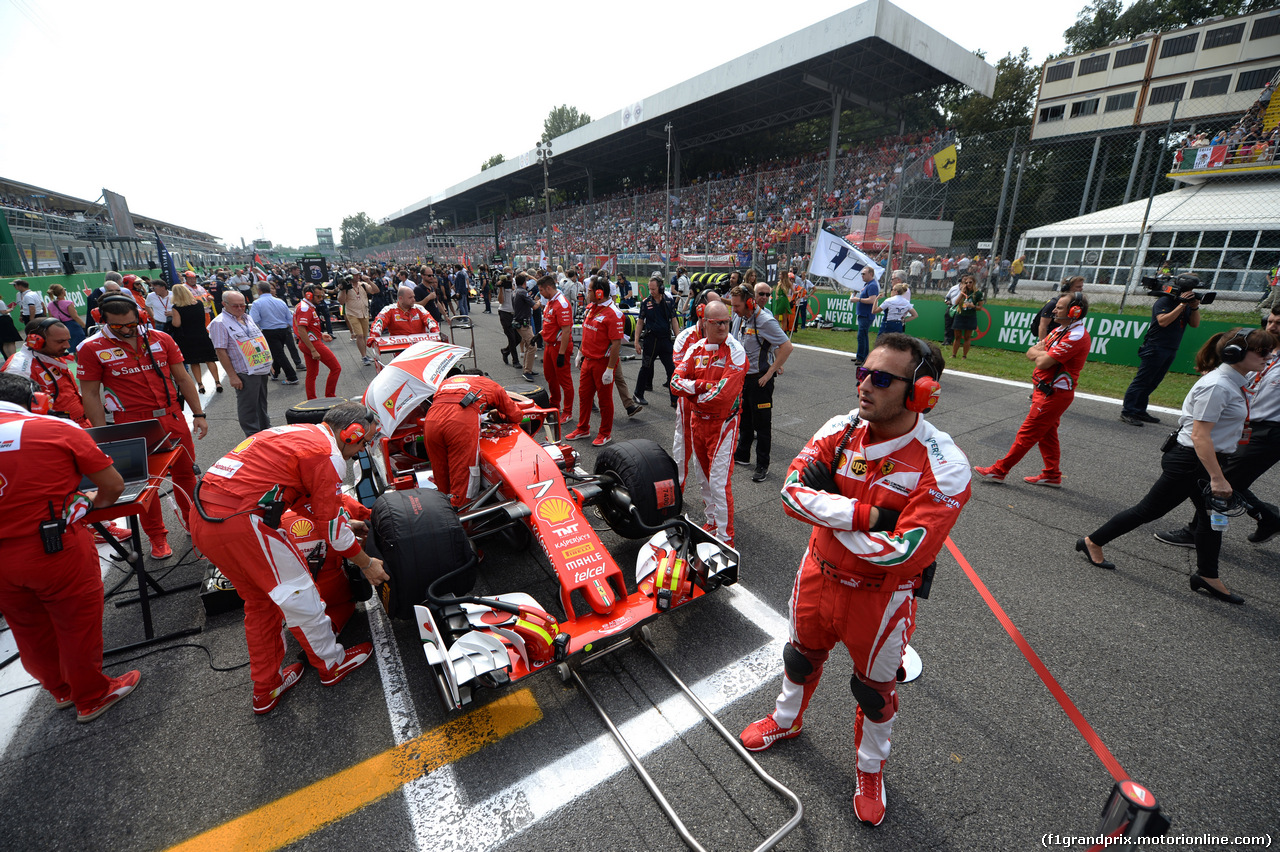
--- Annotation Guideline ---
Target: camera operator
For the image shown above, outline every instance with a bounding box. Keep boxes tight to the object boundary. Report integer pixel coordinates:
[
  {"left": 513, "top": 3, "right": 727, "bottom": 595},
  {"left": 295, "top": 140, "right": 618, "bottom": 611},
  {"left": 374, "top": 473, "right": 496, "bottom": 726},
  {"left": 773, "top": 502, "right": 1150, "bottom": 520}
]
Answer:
[
  {"left": 0, "top": 372, "right": 140, "bottom": 723},
  {"left": 1121, "top": 273, "right": 1204, "bottom": 426},
  {"left": 337, "top": 271, "right": 377, "bottom": 365}
]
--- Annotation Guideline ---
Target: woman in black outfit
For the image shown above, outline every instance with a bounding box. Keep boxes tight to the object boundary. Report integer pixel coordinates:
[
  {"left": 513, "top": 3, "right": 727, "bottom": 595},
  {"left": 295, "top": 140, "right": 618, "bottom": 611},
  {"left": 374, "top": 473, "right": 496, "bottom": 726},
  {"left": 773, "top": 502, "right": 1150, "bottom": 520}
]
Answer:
[
  {"left": 1078, "top": 328, "right": 1275, "bottom": 604},
  {"left": 168, "top": 284, "right": 222, "bottom": 393}
]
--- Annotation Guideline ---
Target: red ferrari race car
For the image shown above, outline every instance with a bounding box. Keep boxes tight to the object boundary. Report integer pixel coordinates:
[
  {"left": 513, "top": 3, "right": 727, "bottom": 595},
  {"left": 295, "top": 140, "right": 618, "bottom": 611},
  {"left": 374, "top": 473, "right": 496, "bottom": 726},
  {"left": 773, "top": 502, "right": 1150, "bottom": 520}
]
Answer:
[{"left": 358, "top": 341, "right": 742, "bottom": 710}]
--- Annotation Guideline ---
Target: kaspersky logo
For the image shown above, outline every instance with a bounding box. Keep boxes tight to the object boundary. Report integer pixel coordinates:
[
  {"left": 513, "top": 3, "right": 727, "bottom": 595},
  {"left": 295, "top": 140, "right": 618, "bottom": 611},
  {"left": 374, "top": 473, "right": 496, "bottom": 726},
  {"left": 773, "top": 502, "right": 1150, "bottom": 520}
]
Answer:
[{"left": 535, "top": 496, "right": 575, "bottom": 525}]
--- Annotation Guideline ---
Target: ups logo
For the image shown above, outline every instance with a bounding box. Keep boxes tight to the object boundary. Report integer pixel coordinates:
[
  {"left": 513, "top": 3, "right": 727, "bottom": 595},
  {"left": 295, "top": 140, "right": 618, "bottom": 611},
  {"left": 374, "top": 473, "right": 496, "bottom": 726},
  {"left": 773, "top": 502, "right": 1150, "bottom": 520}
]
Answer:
[{"left": 849, "top": 458, "right": 869, "bottom": 477}]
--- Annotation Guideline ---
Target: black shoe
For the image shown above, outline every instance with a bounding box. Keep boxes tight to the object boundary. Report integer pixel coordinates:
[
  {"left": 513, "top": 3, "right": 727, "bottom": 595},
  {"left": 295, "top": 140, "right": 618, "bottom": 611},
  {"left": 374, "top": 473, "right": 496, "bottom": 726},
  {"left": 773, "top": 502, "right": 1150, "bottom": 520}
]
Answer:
[
  {"left": 501, "top": 349, "right": 510, "bottom": 365},
  {"left": 1135, "top": 412, "right": 1161, "bottom": 424},
  {"left": 633, "top": 396, "right": 648, "bottom": 406},
  {"left": 522, "top": 371, "right": 537, "bottom": 382},
  {"left": 734, "top": 457, "right": 752, "bottom": 468},
  {"left": 1189, "top": 574, "right": 1244, "bottom": 604},
  {"left": 1075, "top": 538, "right": 1115, "bottom": 570},
  {"left": 1154, "top": 528, "right": 1195, "bottom": 548},
  {"left": 751, "top": 467, "right": 769, "bottom": 483},
  {"left": 1248, "top": 515, "right": 1280, "bottom": 544},
  {"left": 1119, "top": 413, "right": 1145, "bottom": 427},
  {"left": 626, "top": 404, "right": 642, "bottom": 417}
]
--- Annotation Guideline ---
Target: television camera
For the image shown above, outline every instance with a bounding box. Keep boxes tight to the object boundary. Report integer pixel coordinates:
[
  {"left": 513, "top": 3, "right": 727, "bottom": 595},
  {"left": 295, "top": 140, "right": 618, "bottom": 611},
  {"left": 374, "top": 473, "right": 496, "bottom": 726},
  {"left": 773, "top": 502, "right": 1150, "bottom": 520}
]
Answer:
[{"left": 1141, "top": 273, "right": 1216, "bottom": 306}]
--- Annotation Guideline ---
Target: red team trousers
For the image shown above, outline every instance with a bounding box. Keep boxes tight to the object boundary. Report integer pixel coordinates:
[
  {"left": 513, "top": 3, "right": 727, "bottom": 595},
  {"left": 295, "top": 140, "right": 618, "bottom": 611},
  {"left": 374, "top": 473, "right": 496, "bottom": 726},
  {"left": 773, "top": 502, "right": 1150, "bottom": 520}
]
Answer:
[{"left": 301, "top": 340, "right": 342, "bottom": 400}]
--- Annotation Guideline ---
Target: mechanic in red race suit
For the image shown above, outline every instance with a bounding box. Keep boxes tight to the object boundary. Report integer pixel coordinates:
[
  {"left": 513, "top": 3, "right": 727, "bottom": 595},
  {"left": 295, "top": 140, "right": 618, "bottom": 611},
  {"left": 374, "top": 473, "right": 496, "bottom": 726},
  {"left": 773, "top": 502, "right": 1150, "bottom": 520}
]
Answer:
[
  {"left": 0, "top": 373, "right": 142, "bottom": 723},
  {"left": 77, "top": 294, "right": 209, "bottom": 560},
  {"left": 281, "top": 492, "right": 374, "bottom": 634},
  {"left": 565, "top": 276, "right": 624, "bottom": 447},
  {"left": 294, "top": 283, "right": 341, "bottom": 401},
  {"left": 423, "top": 374, "right": 524, "bottom": 509},
  {"left": 739, "top": 334, "right": 971, "bottom": 827},
  {"left": 974, "top": 292, "right": 1092, "bottom": 486},
  {"left": 537, "top": 274, "right": 575, "bottom": 423},
  {"left": 669, "top": 299, "right": 747, "bottom": 545},
  {"left": 4, "top": 318, "right": 89, "bottom": 426},
  {"left": 367, "top": 285, "right": 442, "bottom": 347},
  {"left": 190, "top": 403, "right": 388, "bottom": 715},
  {"left": 672, "top": 291, "right": 724, "bottom": 491}
]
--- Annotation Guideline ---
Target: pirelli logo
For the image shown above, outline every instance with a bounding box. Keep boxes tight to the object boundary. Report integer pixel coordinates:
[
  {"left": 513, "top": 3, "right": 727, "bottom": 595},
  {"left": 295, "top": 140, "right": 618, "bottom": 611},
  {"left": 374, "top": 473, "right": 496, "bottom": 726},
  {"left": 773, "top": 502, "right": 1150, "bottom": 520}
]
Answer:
[{"left": 562, "top": 543, "right": 595, "bottom": 560}]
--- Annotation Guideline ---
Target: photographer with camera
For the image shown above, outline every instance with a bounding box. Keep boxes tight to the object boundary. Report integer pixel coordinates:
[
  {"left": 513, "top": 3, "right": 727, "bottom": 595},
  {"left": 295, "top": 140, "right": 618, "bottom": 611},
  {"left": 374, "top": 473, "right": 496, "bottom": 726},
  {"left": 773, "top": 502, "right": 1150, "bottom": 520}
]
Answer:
[
  {"left": 337, "top": 271, "right": 378, "bottom": 366},
  {"left": 1120, "top": 273, "right": 1205, "bottom": 427}
]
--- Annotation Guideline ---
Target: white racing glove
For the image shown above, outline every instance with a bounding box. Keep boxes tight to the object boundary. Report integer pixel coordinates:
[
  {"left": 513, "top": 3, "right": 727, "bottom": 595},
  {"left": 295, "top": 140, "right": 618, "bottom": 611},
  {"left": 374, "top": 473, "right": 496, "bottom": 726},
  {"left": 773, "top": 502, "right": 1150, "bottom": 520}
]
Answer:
[
  {"left": 575, "top": 351, "right": 583, "bottom": 369},
  {"left": 602, "top": 367, "right": 614, "bottom": 385}
]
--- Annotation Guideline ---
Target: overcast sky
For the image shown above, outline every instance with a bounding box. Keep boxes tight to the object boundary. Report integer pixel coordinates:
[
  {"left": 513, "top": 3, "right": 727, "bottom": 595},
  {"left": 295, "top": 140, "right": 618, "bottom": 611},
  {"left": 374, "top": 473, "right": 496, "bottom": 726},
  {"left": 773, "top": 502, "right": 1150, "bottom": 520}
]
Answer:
[{"left": 0, "top": 0, "right": 1081, "bottom": 249}]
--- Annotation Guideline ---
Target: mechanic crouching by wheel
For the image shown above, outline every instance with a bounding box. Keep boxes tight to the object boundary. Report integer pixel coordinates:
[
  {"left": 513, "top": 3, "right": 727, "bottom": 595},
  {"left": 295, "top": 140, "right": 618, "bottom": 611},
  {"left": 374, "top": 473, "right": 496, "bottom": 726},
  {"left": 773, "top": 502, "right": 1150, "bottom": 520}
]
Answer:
[
  {"left": 190, "top": 403, "right": 388, "bottom": 715},
  {"left": 740, "top": 334, "right": 971, "bottom": 827},
  {"left": 669, "top": 300, "right": 747, "bottom": 545},
  {"left": 424, "top": 375, "right": 524, "bottom": 509}
]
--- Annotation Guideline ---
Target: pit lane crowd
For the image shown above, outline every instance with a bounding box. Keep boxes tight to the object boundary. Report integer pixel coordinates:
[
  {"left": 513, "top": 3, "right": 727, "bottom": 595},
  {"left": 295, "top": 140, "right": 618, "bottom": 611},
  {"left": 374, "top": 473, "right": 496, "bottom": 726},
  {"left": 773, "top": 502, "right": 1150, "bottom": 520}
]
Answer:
[{"left": 1, "top": 255, "right": 1277, "bottom": 829}]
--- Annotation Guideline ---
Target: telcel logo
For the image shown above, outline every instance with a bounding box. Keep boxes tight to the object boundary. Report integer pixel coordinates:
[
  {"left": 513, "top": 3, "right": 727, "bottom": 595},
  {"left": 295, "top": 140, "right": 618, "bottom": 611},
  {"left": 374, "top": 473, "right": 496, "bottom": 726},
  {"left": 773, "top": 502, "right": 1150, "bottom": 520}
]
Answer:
[{"left": 574, "top": 565, "right": 606, "bottom": 584}]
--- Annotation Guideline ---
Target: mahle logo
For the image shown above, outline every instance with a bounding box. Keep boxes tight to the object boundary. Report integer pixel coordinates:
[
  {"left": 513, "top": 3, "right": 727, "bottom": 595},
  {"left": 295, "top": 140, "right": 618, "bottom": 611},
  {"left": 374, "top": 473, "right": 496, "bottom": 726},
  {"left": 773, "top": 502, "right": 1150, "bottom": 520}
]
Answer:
[{"left": 536, "top": 496, "right": 575, "bottom": 525}]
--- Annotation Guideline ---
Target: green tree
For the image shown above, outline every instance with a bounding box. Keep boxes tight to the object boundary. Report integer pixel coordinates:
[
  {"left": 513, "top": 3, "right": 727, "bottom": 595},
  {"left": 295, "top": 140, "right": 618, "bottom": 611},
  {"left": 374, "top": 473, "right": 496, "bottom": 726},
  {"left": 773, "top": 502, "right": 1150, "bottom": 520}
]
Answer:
[
  {"left": 940, "top": 49, "right": 1039, "bottom": 135},
  {"left": 541, "top": 105, "right": 592, "bottom": 143},
  {"left": 481, "top": 153, "right": 506, "bottom": 171},
  {"left": 341, "top": 212, "right": 403, "bottom": 250},
  {"left": 1064, "top": 0, "right": 1268, "bottom": 53}
]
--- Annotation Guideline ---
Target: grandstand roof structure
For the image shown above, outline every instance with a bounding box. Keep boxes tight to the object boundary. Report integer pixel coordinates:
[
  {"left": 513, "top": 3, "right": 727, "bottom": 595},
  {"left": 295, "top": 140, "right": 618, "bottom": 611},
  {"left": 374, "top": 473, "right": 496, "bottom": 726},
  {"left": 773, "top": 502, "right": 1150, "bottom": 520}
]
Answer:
[
  {"left": 0, "top": 176, "right": 220, "bottom": 243},
  {"left": 383, "top": 0, "right": 996, "bottom": 230}
]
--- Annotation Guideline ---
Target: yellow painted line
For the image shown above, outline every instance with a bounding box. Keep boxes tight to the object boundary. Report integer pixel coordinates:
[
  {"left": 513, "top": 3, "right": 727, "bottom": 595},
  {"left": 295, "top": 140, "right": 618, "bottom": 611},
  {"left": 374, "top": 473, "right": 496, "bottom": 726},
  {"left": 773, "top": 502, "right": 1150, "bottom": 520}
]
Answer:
[{"left": 167, "top": 689, "right": 542, "bottom": 852}]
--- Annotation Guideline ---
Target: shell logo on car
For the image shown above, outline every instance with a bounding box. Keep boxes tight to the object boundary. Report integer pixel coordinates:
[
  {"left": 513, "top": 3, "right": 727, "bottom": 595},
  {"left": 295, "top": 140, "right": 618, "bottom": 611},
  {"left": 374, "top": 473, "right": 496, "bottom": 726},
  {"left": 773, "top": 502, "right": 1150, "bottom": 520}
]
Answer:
[{"left": 535, "top": 496, "right": 575, "bottom": 525}]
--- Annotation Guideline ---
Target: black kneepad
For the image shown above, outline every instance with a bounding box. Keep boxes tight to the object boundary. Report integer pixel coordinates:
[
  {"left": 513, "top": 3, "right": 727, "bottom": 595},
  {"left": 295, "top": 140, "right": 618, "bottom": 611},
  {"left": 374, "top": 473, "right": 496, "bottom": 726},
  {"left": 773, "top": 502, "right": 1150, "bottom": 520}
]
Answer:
[
  {"left": 783, "top": 643, "right": 814, "bottom": 682},
  {"left": 850, "top": 674, "right": 888, "bottom": 722}
]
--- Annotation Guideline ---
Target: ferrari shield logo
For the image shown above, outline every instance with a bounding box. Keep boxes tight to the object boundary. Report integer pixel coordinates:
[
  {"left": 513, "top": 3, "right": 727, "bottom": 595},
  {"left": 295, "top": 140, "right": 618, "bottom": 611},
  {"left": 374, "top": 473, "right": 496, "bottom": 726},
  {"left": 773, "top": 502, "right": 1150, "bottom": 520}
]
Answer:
[{"left": 382, "top": 383, "right": 407, "bottom": 416}]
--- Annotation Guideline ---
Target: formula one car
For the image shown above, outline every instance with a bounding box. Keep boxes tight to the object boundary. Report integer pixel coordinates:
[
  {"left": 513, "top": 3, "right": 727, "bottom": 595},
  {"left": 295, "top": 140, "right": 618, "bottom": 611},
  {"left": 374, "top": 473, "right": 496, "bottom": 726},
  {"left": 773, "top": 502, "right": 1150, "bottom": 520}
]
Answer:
[{"left": 359, "top": 341, "right": 740, "bottom": 710}]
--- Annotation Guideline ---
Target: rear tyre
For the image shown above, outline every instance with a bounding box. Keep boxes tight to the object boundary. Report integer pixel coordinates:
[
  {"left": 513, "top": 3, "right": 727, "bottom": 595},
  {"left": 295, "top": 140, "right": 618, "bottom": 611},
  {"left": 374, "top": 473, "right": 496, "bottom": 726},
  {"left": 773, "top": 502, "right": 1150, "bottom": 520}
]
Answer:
[
  {"left": 504, "top": 382, "right": 551, "bottom": 410},
  {"left": 593, "top": 439, "right": 682, "bottom": 539},
  {"left": 284, "top": 396, "right": 351, "bottom": 425},
  {"left": 370, "top": 488, "right": 474, "bottom": 619}
]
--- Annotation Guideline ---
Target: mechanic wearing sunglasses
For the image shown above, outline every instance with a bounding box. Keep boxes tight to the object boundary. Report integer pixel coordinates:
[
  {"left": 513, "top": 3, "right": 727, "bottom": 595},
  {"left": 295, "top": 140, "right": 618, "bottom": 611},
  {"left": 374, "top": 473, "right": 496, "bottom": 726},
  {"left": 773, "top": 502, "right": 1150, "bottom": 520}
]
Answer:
[{"left": 741, "top": 333, "right": 972, "bottom": 827}]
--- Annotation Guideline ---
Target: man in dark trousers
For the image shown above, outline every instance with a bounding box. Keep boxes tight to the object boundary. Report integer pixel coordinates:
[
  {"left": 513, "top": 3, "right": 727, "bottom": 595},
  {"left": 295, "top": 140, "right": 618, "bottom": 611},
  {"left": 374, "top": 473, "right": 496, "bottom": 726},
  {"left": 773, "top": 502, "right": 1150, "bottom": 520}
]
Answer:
[
  {"left": 730, "top": 284, "right": 793, "bottom": 482},
  {"left": 634, "top": 272, "right": 680, "bottom": 406},
  {"left": 1120, "top": 273, "right": 1202, "bottom": 427}
]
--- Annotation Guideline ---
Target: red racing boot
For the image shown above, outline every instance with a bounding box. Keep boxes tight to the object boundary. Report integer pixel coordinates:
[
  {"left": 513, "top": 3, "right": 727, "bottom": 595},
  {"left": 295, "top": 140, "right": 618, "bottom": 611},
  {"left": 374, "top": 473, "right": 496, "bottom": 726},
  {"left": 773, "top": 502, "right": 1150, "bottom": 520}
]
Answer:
[
  {"left": 853, "top": 766, "right": 886, "bottom": 826},
  {"left": 739, "top": 713, "right": 803, "bottom": 752}
]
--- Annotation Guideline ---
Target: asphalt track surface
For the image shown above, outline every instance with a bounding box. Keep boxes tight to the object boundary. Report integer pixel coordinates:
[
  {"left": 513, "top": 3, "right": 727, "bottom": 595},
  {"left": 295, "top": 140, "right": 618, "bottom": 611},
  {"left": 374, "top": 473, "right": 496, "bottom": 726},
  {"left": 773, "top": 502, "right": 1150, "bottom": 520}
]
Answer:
[{"left": 0, "top": 307, "right": 1276, "bottom": 852}]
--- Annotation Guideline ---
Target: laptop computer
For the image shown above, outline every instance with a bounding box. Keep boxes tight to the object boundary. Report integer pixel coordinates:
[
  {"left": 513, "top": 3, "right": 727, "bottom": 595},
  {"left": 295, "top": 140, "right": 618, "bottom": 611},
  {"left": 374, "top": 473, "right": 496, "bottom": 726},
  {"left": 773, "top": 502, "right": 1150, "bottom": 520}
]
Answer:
[
  {"left": 85, "top": 419, "right": 174, "bottom": 455},
  {"left": 80, "top": 437, "right": 151, "bottom": 504}
]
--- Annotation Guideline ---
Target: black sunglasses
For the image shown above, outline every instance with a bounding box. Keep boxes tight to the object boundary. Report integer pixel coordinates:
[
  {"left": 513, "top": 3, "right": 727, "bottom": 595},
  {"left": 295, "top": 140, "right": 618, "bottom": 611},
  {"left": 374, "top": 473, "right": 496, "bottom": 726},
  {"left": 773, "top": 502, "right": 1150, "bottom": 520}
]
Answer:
[{"left": 857, "top": 366, "right": 911, "bottom": 388}]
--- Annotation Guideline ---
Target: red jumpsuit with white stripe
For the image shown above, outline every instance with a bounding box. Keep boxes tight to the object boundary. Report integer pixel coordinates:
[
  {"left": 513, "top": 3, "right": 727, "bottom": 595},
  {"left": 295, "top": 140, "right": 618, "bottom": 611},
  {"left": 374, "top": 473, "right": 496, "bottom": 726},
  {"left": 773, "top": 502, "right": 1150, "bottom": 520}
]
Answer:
[
  {"left": 0, "top": 404, "right": 115, "bottom": 710},
  {"left": 986, "top": 319, "right": 1090, "bottom": 480},
  {"left": 293, "top": 298, "right": 341, "bottom": 400},
  {"left": 190, "top": 425, "right": 360, "bottom": 694},
  {"left": 774, "top": 412, "right": 971, "bottom": 773},
  {"left": 541, "top": 291, "right": 575, "bottom": 420},
  {"left": 576, "top": 300, "right": 625, "bottom": 439},
  {"left": 281, "top": 494, "right": 372, "bottom": 635},
  {"left": 670, "top": 335, "right": 747, "bottom": 543},
  {"left": 671, "top": 324, "right": 703, "bottom": 492},
  {"left": 76, "top": 328, "right": 197, "bottom": 541},
  {"left": 3, "top": 347, "right": 89, "bottom": 426},
  {"left": 368, "top": 304, "right": 441, "bottom": 340},
  {"left": 424, "top": 375, "right": 524, "bottom": 508}
]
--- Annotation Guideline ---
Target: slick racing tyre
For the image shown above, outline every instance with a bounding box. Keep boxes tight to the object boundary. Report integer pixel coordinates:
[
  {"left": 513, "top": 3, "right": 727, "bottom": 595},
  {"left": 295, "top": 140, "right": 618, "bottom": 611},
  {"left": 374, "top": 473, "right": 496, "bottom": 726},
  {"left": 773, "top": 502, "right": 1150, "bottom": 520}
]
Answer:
[
  {"left": 504, "top": 382, "right": 551, "bottom": 410},
  {"left": 370, "top": 488, "right": 474, "bottom": 619},
  {"left": 285, "top": 396, "right": 352, "bottom": 425},
  {"left": 593, "top": 439, "right": 682, "bottom": 539}
]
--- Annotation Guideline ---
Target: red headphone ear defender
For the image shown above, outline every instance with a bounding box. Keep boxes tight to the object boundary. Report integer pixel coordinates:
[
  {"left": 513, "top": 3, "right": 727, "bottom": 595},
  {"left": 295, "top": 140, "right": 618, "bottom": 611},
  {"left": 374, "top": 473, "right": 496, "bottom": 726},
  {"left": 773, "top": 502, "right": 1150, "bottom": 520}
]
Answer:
[
  {"left": 31, "top": 391, "right": 52, "bottom": 415},
  {"left": 696, "top": 303, "right": 705, "bottom": 319},
  {"left": 25, "top": 318, "right": 57, "bottom": 351},
  {"left": 338, "top": 410, "right": 376, "bottom": 445},
  {"left": 904, "top": 338, "right": 941, "bottom": 414},
  {"left": 1066, "top": 290, "right": 1084, "bottom": 320}
]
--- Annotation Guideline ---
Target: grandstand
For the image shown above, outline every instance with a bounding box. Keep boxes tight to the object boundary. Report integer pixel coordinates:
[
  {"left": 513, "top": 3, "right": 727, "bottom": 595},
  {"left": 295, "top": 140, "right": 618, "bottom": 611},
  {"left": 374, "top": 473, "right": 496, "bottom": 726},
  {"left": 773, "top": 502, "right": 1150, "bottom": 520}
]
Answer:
[
  {"left": 377, "top": 0, "right": 994, "bottom": 271},
  {"left": 1, "top": 176, "right": 225, "bottom": 276}
]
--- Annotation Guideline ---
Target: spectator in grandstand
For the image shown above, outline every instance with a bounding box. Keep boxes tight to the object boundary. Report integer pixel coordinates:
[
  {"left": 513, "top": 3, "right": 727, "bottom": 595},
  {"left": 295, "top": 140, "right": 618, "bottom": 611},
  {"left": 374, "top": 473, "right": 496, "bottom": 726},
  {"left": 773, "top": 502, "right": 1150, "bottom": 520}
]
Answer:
[
  {"left": 853, "top": 266, "right": 881, "bottom": 364},
  {"left": 12, "top": 280, "right": 44, "bottom": 332},
  {"left": 950, "top": 274, "right": 982, "bottom": 360},
  {"left": 1080, "top": 328, "right": 1276, "bottom": 604},
  {"left": 44, "top": 284, "right": 87, "bottom": 351},
  {"left": 878, "top": 283, "right": 917, "bottom": 336},
  {"left": 1120, "top": 273, "right": 1203, "bottom": 427},
  {"left": 168, "top": 283, "right": 223, "bottom": 393},
  {"left": 1038, "top": 277, "right": 1084, "bottom": 340}
]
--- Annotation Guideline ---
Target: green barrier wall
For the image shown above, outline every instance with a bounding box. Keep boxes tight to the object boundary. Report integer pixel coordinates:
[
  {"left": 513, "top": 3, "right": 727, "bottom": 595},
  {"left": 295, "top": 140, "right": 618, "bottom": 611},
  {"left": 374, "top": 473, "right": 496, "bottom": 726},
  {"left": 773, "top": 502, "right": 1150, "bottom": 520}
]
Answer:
[
  {"left": 811, "top": 291, "right": 1239, "bottom": 374},
  {"left": 1, "top": 270, "right": 158, "bottom": 311}
]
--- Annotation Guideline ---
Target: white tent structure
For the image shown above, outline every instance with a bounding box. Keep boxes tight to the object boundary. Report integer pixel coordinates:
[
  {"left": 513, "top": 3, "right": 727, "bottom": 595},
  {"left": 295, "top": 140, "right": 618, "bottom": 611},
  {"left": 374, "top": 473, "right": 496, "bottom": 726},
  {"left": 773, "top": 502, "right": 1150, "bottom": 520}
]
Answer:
[{"left": 1017, "top": 179, "right": 1279, "bottom": 293}]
